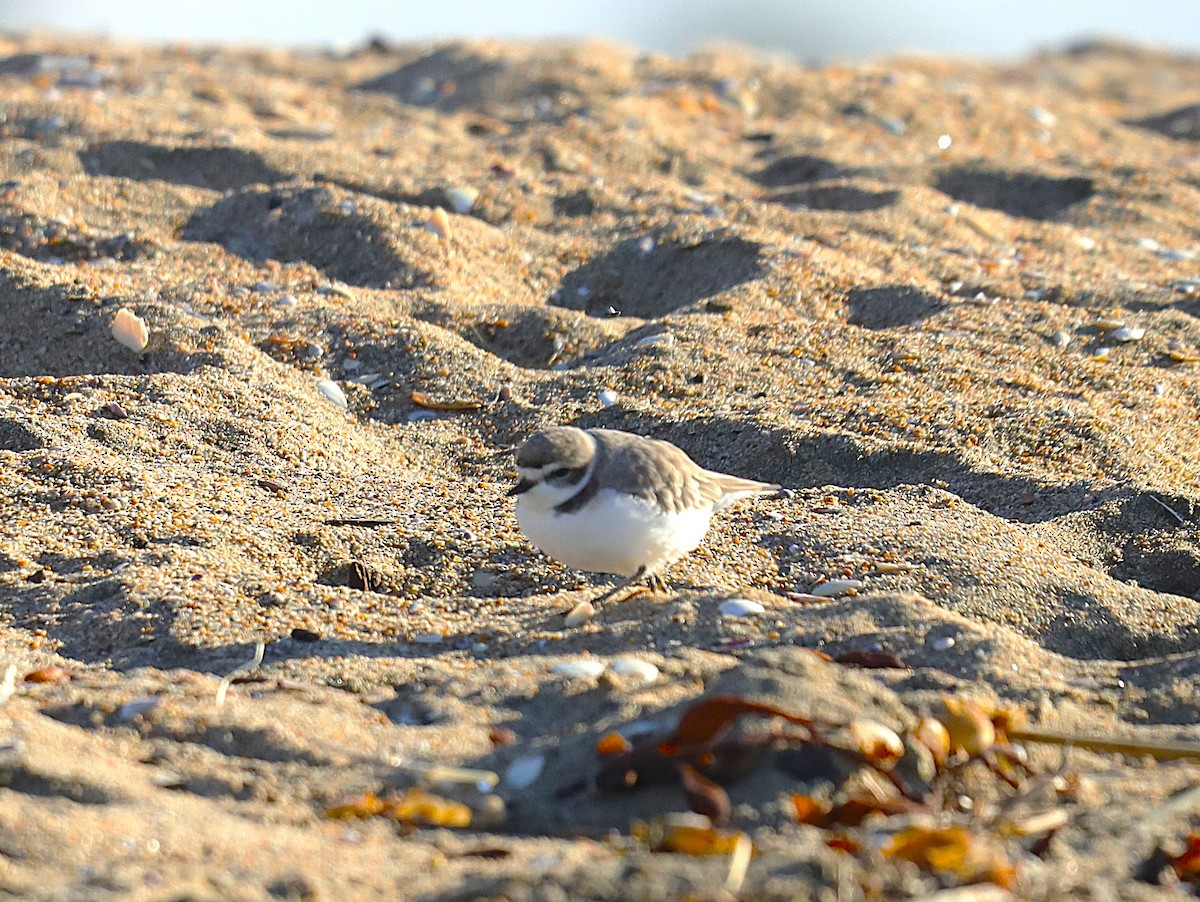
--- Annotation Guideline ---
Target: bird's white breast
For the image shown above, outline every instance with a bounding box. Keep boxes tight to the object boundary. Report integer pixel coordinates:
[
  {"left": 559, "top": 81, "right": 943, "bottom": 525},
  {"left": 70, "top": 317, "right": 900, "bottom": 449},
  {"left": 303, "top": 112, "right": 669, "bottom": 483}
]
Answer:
[{"left": 516, "top": 488, "right": 713, "bottom": 577}]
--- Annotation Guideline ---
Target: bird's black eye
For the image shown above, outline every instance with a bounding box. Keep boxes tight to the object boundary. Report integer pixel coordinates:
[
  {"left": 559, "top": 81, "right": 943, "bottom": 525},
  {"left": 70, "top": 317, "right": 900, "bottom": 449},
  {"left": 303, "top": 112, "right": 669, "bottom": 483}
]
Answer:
[{"left": 549, "top": 467, "right": 571, "bottom": 480}]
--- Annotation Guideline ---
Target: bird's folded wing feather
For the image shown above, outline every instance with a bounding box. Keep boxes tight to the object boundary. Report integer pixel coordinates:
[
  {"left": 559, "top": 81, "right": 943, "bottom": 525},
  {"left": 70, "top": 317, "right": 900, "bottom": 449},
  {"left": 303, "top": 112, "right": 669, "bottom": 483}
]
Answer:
[{"left": 601, "top": 437, "right": 775, "bottom": 514}]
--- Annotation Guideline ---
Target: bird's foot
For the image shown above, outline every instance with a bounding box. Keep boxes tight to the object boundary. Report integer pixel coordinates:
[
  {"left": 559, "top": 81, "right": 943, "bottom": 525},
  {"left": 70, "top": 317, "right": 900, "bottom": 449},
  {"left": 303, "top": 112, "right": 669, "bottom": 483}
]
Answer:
[
  {"left": 590, "top": 567, "right": 672, "bottom": 605},
  {"left": 646, "top": 572, "right": 670, "bottom": 595}
]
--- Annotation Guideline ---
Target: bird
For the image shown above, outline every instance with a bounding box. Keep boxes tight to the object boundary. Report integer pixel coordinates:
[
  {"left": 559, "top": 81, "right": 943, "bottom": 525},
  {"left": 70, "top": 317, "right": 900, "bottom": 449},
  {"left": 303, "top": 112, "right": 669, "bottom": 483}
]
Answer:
[{"left": 509, "top": 426, "right": 779, "bottom": 601}]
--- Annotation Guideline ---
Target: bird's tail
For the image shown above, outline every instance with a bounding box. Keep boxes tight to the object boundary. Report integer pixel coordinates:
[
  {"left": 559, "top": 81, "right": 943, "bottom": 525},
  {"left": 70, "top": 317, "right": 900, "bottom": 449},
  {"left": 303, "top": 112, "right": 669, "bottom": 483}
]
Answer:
[{"left": 711, "top": 474, "right": 781, "bottom": 511}]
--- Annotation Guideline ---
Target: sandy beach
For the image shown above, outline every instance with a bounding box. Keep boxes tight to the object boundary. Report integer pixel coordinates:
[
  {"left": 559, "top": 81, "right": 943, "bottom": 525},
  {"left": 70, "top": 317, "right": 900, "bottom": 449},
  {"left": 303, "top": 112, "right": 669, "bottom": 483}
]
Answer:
[{"left": 0, "top": 32, "right": 1199, "bottom": 899}]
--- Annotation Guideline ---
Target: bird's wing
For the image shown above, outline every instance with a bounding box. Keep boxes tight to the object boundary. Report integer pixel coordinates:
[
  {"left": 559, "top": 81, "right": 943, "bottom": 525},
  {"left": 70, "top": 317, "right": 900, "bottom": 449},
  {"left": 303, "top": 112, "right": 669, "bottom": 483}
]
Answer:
[{"left": 599, "top": 434, "right": 775, "bottom": 514}]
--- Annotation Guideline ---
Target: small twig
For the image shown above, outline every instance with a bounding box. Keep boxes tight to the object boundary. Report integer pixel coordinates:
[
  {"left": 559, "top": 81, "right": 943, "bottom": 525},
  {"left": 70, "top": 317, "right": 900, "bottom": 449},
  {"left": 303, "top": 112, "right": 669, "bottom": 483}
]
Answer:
[
  {"left": 1010, "top": 726, "right": 1200, "bottom": 762},
  {"left": 1148, "top": 493, "right": 1187, "bottom": 524},
  {"left": 0, "top": 665, "right": 16, "bottom": 705},
  {"left": 216, "top": 641, "right": 266, "bottom": 707}
]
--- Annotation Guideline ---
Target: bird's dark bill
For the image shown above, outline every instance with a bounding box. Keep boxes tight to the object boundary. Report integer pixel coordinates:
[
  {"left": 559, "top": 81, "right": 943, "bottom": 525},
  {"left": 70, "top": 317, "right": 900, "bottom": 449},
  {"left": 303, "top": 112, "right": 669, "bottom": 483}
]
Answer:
[{"left": 508, "top": 478, "right": 535, "bottom": 496}]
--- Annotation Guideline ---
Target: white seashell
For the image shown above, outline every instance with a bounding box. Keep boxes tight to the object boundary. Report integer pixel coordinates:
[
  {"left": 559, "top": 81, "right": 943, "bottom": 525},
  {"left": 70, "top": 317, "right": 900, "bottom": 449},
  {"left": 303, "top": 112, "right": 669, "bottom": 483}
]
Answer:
[
  {"left": 598, "top": 389, "right": 619, "bottom": 408},
  {"left": 929, "top": 636, "right": 955, "bottom": 652},
  {"left": 111, "top": 308, "right": 149, "bottom": 353},
  {"left": 610, "top": 657, "right": 659, "bottom": 683},
  {"left": 811, "top": 578, "right": 864, "bottom": 598},
  {"left": 446, "top": 186, "right": 479, "bottom": 214},
  {"left": 1111, "top": 326, "right": 1145, "bottom": 343},
  {"left": 551, "top": 659, "right": 606, "bottom": 679},
  {"left": 316, "top": 378, "right": 348, "bottom": 409},
  {"left": 1074, "top": 235, "right": 1096, "bottom": 251},
  {"left": 720, "top": 598, "right": 765, "bottom": 617},
  {"left": 504, "top": 754, "right": 545, "bottom": 789},
  {"left": 563, "top": 601, "right": 595, "bottom": 627},
  {"left": 1137, "top": 237, "right": 1162, "bottom": 252}
]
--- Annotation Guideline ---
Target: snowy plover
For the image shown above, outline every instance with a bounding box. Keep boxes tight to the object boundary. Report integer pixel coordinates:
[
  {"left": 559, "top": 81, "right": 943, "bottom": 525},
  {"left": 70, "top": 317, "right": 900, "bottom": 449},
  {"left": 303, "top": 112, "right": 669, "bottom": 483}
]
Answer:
[{"left": 509, "top": 426, "right": 779, "bottom": 600}]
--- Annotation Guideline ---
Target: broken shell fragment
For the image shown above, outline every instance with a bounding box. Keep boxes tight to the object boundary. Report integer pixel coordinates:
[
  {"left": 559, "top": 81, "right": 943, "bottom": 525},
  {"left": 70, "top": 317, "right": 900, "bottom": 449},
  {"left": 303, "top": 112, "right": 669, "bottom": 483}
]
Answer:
[
  {"left": 428, "top": 206, "right": 453, "bottom": 239},
  {"left": 551, "top": 659, "right": 606, "bottom": 679},
  {"left": 811, "top": 578, "right": 864, "bottom": 598},
  {"left": 913, "top": 716, "right": 951, "bottom": 766},
  {"left": 610, "top": 657, "right": 659, "bottom": 683},
  {"left": 316, "top": 378, "right": 348, "bottom": 409},
  {"left": 1111, "top": 326, "right": 1145, "bottom": 343},
  {"left": 848, "top": 719, "right": 905, "bottom": 768},
  {"left": 938, "top": 697, "right": 995, "bottom": 755},
  {"left": 719, "top": 598, "right": 765, "bottom": 617},
  {"left": 563, "top": 601, "right": 595, "bottom": 627},
  {"left": 111, "top": 307, "right": 149, "bottom": 353}
]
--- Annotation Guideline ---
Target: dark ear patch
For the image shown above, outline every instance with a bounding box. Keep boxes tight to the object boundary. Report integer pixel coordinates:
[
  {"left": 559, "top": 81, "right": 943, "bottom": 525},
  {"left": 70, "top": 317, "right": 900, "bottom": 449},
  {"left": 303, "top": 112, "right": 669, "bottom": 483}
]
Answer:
[{"left": 551, "top": 465, "right": 589, "bottom": 484}]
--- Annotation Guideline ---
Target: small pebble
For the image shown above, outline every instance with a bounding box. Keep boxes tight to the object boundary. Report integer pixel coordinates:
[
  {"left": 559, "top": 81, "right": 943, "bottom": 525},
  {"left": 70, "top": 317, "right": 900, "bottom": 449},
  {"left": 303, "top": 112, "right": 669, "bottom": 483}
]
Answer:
[
  {"left": 316, "top": 378, "right": 348, "bottom": 409},
  {"left": 504, "top": 755, "right": 545, "bottom": 789},
  {"left": 446, "top": 186, "right": 479, "bottom": 214},
  {"left": 929, "top": 636, "right": 955, "bottom": 652},
  {"left": 1028, "top": 106, "right": 1057, "bottom": 127},
  {"left": 598, "top": 389, "right": 618, "bottom": 408},
  {"left": 276, "top": 294, "right": 299, "bottom": 309},
  {"left": 720, "top": 598, "right": 765, "bottom": 617},
  {"left": 1051, "top": 330, "right": 1072, "bottom": 349}
]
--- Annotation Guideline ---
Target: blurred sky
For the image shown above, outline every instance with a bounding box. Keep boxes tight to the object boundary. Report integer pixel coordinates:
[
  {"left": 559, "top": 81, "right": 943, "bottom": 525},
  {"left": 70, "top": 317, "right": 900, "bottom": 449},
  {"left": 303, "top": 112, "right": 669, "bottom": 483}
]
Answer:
[{"left": 0, "top": 0, "right": 1197, "bottom": 61}]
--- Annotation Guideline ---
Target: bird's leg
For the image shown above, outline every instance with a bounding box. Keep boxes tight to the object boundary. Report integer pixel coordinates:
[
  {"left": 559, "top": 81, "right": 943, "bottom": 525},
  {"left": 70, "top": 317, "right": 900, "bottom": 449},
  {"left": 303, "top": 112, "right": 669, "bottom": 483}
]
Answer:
[
  {"left": 647, "top": 572, "right": 670, "bottom": 594},
  {"left": 592, "top": 566, "right": 649, "bottom": 604}
]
